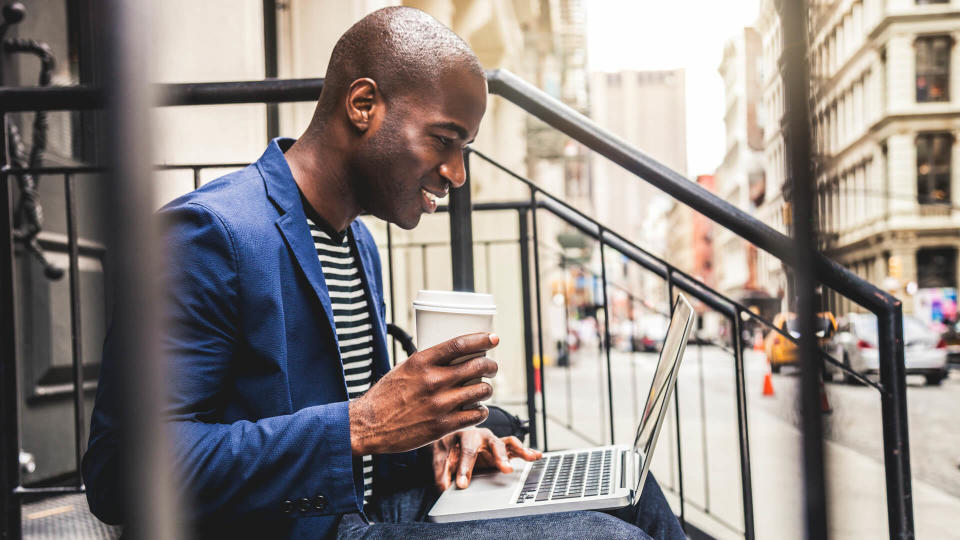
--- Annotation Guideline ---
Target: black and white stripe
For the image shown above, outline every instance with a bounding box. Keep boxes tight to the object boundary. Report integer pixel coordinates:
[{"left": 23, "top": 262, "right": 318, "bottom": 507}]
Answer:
[{"left": 307, "top": 219, "right": 375, "bottom": 501}]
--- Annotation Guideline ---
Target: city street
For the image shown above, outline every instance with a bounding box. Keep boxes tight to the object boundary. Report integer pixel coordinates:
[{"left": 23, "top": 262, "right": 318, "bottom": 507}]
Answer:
[{"left": 529, "top": 345, "right": 960, "bottom": 539}]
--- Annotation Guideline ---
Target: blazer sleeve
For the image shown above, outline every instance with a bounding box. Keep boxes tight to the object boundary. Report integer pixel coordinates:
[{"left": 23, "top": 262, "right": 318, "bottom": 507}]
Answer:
[{"left": 83, "top": 201, "right": 358, "bottom": 524}]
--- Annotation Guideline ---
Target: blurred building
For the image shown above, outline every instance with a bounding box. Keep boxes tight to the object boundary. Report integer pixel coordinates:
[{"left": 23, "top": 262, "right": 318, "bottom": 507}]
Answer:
[
  {"left": 589, "top": 69, "right": 688, "bottom": 308},
  {"left": 520, "top": 0, "right": 594, "bottom": 364},
  {"left": 665, "top": 200, "right": 694, "bottom": 278},
  {"left": 691, "top": 174, "right": 716, "bottom": 288},
  {"left": 759, "top": 0, "right": 960, "bottom": 322},
  {"left": 755, "top": 0, "right": 791, "bottom": 311},
  {"left": 714, "top": 26, "right": 781, "bottom": 320}
]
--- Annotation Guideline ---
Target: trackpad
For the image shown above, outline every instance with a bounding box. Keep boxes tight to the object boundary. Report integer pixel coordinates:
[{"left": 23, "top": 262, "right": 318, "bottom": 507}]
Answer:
[{"left": 429, "top": 458, "right": 527, "bottom": 514}]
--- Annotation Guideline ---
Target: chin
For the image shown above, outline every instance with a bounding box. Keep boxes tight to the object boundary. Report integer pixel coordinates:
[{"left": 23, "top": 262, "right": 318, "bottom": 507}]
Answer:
[
  {"left": 395, "top": 214, "right": 422, "bottom": 230},
  {"left": 381, "top": 208, "right": 422, "bottom": 230}
]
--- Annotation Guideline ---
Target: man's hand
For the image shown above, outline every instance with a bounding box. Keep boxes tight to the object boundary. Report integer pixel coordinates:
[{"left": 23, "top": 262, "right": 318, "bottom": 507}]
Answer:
[
  {"left": 348, "top": 332, "right": 499, "bottom": 456},
  {"left": 432, "top": 428, "right": 542, "bottom": 492}
]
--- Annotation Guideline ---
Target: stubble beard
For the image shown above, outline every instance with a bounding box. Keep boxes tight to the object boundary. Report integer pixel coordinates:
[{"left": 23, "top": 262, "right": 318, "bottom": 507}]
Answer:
[{"left": 350, "top": 113, "right": 421, "bottom": 229}]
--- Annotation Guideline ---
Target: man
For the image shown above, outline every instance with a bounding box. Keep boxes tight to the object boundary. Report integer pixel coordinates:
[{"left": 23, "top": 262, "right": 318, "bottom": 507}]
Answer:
[{"left": 83, "top": 7, "right": 684, "bottom": 539}]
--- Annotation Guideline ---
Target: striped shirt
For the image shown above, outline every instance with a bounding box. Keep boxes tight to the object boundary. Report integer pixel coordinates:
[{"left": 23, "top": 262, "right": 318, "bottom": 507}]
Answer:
[{"left": 305, "top": 212, "right": 375, "bottom": 503}]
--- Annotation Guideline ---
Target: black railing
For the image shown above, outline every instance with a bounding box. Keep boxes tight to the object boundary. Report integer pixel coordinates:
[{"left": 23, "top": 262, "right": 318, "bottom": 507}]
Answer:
[{"left": 0, "top": 71, "right": 913, "bottom": 539}]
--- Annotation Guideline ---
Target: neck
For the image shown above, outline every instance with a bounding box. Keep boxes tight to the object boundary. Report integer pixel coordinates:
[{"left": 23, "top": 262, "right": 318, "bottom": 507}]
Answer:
[{"left": 285, "top": 123, "right": 359, "bottom": 232}]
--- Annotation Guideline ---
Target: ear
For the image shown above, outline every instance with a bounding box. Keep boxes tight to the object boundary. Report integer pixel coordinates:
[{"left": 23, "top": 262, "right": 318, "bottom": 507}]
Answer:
[{"left": 345, "top": 78, "right": 380, "bottom": 133}]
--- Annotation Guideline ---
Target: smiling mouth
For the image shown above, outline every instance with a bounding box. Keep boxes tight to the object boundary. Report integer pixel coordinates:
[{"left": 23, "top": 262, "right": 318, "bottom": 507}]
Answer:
[{"left": 420, "top": 186, "right": 448, "bottom": 214}]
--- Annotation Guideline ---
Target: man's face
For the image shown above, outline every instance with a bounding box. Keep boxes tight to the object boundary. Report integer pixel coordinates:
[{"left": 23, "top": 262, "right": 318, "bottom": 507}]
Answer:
[{"left": 350, "top": 69, "right": 487, "bottom": 229}]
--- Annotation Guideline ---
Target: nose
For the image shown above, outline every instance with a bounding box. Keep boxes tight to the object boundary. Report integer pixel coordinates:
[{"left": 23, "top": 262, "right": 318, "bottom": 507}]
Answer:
[{"left": 438, "top": 149, "right": 467, "bottom": 189}]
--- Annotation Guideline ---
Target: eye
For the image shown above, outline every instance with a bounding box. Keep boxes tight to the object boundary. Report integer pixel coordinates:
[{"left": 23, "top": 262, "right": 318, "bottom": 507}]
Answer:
[{"left": 434, "top": 135, "right": 453, "bottom": 147}]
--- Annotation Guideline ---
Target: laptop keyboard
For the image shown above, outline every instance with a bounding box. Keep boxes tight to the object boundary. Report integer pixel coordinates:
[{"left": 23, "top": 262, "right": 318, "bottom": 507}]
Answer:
[{"left": 515, "top": 449, "right": 613, "bottom": 504}]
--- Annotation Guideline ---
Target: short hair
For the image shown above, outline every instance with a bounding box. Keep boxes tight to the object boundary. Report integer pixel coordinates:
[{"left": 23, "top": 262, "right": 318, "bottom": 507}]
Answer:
[{"left": 317, "top": 6, "right": 485, "bottom": 115}]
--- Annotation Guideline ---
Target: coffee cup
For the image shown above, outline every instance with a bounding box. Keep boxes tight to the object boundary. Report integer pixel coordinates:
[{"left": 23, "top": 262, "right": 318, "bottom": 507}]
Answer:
[{"left": 413, "top": 290, "right": 496, "bottom": 408}]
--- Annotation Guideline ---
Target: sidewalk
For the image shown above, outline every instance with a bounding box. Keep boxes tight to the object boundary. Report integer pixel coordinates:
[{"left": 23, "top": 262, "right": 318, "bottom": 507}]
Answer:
[{"left": 537, "top": 348, "right": 960, "bottom": 539}]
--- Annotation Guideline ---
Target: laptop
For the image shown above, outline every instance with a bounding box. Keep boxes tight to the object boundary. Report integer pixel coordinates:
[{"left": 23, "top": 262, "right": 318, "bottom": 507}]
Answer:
[{"left": 428, "top": 293, "right": 695, "bottom": 522}]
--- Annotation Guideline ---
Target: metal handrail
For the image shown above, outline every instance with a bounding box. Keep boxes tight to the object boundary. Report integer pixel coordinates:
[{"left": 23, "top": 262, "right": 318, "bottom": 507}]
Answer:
[
  {"left": 469, "top": 148, "right": 881, "bottom": 389},
  {"left": 0, "top": 74, "right": 906, "bottom": 310},
  {"left": 0, "top": 71, "right": 912, "bottom": 538},
  {"left": 483, "top": 69, "right": 911, "bottom": 538}
]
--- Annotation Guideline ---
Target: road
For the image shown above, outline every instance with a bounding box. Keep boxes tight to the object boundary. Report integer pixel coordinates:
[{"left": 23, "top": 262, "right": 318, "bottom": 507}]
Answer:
[
  {"left": 517, "top": 344, "right": 960, "bottom": 539},
  {"left": 754, "top": 352, "right": 960, "bottom": 499}
]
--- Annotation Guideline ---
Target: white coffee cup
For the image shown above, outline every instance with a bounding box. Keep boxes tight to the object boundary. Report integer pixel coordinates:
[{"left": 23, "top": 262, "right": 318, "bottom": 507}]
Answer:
[{"left": 413, "top": 290, "right": 496, "bottom": 408}]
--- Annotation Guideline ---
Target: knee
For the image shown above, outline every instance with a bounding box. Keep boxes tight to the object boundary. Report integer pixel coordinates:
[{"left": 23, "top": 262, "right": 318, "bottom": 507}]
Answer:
[{"left": 575, "top": 512, "right": 651, "bottom": 540}]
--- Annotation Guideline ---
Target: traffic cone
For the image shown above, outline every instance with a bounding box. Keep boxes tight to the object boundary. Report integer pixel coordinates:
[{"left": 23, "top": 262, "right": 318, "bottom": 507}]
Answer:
[
  {"left": 762, "top": 370, "right": 775, "bottom": 396},
  {"left": 753, "top": 329, "right": 764, "bottom": 352},
  {"left": 820, "top": 379, "right": 832, "bottom": 414}
]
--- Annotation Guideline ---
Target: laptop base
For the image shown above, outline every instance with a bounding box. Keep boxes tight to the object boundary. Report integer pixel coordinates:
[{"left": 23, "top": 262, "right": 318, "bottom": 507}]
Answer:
[{"left": 428, "top": 449, "right": 632, "bottom": 523}]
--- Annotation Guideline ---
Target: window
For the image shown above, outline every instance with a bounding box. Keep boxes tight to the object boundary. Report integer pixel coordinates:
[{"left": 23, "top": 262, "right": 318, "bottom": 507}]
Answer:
[
  {"left": 916, "top": 132, "right": 952, "bottom": 205},
  {"left": 916, "top": 36, "right": 950, "bottom": 102},
  {"left": 917, "top": 248, "right": 957, "bottom": 289}
]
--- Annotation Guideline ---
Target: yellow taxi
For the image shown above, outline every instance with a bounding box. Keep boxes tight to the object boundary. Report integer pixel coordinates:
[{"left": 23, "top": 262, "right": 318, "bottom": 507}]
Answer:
[{"left": 764, "top": 311, "right": 838, "bottom": 373}]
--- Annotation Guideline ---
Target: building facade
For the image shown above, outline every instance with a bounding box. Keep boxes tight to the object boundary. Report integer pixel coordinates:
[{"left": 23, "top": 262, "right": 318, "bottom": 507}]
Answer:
[
  {"left": 755, "top": 0, "right": 792, "bottom": 311},
  {"left": 757, "top": 0, "right": 960, "bottom": 320},
  {"left": 692, "top": 174, "right": 717, "bottom": 289},
  {"left": 714, "top": 26, "right": 782, "bottom": 320},
  {"left": 589, "top": 69, "right": 688, "bottom": 309}
]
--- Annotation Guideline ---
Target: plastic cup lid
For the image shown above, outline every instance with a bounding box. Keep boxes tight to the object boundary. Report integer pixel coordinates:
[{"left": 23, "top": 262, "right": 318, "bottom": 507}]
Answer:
[{"left": 413, "top": 290, "right": 496, "bottom": 312}]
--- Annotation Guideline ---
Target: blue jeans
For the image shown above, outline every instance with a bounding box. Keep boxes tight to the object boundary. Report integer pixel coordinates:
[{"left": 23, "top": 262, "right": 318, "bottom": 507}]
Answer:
[{"left": 337, "top": 472, "right": 685, "bottom": 539}]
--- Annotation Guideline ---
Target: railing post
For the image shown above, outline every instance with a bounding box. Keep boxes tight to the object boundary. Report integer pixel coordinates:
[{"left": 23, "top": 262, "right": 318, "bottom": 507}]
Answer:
[
  {"left": 629, "top": 294, "right": 640, "bottom": 431},
  {"left": 262, "top": 0, "right": 279, "bottom": 141},
  {"left": 777, "top": 0, "right": 828, "bottom": 537},
  {"left": 529, "top": 190, "right": 548, "bottom": 451},
  {"left": 732, "top": 310, "right": 756, "bottom": 540},
  {"left": 598, "top": 238, "right": 615, "bottom": 445},
  {"left": 517, "top": 208, "right": 538, "bottom": 449},
  {"left": 561, "top": 257, "right": 574, "bottom": 429},
  {"left": 877, "top": 306, "right": 914, "bottom": 538},
  {"left": 696, "top": 316, "right": 711, "bottom": 514},
  {"left": 1, "top": 111, "right": 24, "bottom": 540},
  {"left": 666, "top": 276, "right": 686, "bottom": 532},
  {"left": 449, "top": 149, "right": 475, "bottom": 292},
  {"left": 102, "top": 0, "right": 179, "bottom": 536},
  {"left": 420, "top": 244, "right": 428, "bottom": 290},
  {"left": 64, "top": 173, "right": 86, "bottom": 488},
  {"left": 386, "top": 224, "right": 397, "bottom": 366}
]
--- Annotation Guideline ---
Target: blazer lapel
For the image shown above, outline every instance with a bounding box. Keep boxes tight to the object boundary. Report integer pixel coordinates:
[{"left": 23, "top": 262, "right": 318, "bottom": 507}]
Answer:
[
  {"left": 276, "top": 213, "right": 339, "bottom": 351},
  {"left": 258, "top": 138, "right": 340, "bottom": 355}
]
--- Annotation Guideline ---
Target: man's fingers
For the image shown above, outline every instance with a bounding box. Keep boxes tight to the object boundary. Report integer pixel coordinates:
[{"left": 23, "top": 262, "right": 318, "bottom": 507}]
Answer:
[
  {"left": 433, "top": 383, "right": 494, "bottom": 414},
  {"left": 433, "top": 442, "right": 454, "bottom": 492},
  {"left": 424, "top": 333, "right": 499, "bottom": 366},
  {"left": 504, "top": 436, "right": 543, "bottom": 461},
  {"left": 489, "top": 437, "right": 513, "bottom": 474},
  {"left": 443, "top": 443, "right": 461, "bottom": 491},
  {"left": 454, "top": 382, "right": 494, "bottom": 410},
  {"left": 449, "top": 355, "right": 498, "bottom": 383},
  {"left": 456, "top": 431, "right": 483, "bottom": 489}
]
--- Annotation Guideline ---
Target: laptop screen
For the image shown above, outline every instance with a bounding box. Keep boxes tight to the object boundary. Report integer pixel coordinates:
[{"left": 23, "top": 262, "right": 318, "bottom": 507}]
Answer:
[{"left": 630, "top": 294, "right": 694, "bottom": 503}]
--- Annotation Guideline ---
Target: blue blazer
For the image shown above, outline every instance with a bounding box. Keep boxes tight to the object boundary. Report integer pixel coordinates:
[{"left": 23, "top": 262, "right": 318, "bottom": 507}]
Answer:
[{"left": 83, "top": 139, "right": 420, "bottom": 539}]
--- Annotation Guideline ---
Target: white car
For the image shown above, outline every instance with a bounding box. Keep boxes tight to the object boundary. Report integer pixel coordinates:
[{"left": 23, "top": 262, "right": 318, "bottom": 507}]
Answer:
[
  {"left": 634, "top": 313, "right": 669, "bottom": 353},
  {"left": 830, "top": 313, "right": 949, "bottom": 385}
]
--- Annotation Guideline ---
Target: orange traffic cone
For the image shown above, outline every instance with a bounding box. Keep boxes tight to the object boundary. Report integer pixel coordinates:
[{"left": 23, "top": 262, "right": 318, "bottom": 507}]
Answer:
[
  {"left": 762, "top": 371, "right": 775, "bottom": 397},
  {"left": 820, "top": 379, "right": 832, "bottom": 414},
  {"left": 753, "top": 329, "right": 764, "bottom": 352}
]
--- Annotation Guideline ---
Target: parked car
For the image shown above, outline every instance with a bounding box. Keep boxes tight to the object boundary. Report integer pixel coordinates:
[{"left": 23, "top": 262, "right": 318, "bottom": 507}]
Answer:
[
  {"left": 938, "top": 319, "right": 960, "bottom": 366},
  {"left": 830, "top": 313, "right": 949, "bottom": 385},
  {"left": 764, "top": 311, "right": 838, "bottom": 373},
  {"left": 634, "top": 313, "right": 669, "bottom": 353}
]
